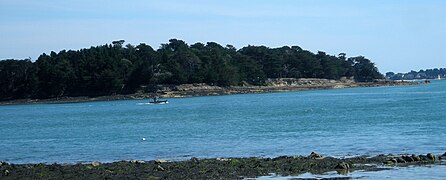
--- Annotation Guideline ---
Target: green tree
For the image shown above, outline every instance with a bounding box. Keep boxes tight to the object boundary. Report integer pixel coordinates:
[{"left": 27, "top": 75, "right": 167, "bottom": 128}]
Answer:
[
  {"left": 36, "top": 52, "right": 75, "bottom": 98},
  {"left": 349, "top": 56, "right": 383, "bottom": 82},
  {"left": 0, "top": 59, "right": 38, "bottom": 100}
]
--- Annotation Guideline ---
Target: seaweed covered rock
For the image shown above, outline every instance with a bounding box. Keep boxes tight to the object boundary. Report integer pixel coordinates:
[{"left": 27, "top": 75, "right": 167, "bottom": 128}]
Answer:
[
  {"left": 411, "top": 154, "right": 421, "bottom": 161},
  {"left": 91, "top": 162, "right": 101, "bottom": 167},
  {"left": 3, "top": 169, "right": 10, "bottom": 176},
  {"left": 190, "top": 157, "right": 200, "bottom": 164},
  {"left": 130, "top": 160, "right": 145, "bottom": 164},
  {"left": 154, "top": 159, "right": 168, "bottom": 164},
  {"left": 154, "top": 165, "right": 165, "bottom": 171},
  {"left": 426, "top": 153, "right": 438, "bottom": 161},
  {"left": 273, "top": 156, "right": 291, "bottom": 161},
  {"left": 308, "top": 152, "right": 323, "bottom": 159},
  {"left": 390, "top": 158, "right": 398, "bottom": 163},
  {"left": 396, "top": 157, "right": 406, "bottom": 163},
  {"left": 0, "top": 153, "right": 442, "bottom": 179},
  {"left": 402, "top": 155, "right": 414, "bottom": 162},
  {"left": 335, "top": 162, "right": 350, "bottom": 170},
  {"left": 0, "top": 161, "right": 8, "bottom": 167},
  {"left": 440, "top": 152, "right": 446, "bottom": 160}
]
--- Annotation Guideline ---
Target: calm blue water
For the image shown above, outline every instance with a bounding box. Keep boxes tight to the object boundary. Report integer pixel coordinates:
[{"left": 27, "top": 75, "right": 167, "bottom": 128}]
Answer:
[{"left": 1, "top": 81, "right": 446, "bottom": 164}]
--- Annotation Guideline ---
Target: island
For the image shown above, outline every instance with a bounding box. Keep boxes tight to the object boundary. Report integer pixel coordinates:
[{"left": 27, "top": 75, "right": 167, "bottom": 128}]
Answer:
[{"left": 0, "top": 39, "right": 424, "bottom": 105}]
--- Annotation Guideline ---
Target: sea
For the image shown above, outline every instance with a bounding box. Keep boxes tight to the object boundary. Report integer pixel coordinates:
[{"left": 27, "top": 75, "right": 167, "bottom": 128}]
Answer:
[{"left": 1, "top": 80, "right": 445, "bottom": 179}]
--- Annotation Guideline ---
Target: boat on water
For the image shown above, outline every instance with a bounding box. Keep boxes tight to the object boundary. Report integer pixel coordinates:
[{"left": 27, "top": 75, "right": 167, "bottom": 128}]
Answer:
[{"left": 149, "top": 97, "right": 168, "bottom": 104}]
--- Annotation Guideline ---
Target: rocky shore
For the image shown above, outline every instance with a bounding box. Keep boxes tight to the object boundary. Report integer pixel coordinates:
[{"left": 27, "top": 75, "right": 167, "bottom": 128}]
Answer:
[
  {"left": 157, "top": 78, "right": 423, "bottom": 98},
  {"left": 1, "top": 152, "right": 445, "bottom": 179},
  {"left": 0, "top": 78, "right": 425, "bottom": 105}
]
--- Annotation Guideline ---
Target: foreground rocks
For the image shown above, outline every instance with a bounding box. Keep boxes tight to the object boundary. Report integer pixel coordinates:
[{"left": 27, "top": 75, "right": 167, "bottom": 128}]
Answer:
[
  {"left": 0, "top": 153, "right": 443, "bottom": 179},
  {"left": 383, "top": 153, "right": 441, "bottom": 165}
]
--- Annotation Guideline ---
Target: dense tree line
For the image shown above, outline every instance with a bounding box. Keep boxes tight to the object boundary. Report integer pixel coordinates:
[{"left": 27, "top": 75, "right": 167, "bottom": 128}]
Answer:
[
  {"left": 0, "top": 39, "right": 383, "bottom": 101},
  {"left": 386, "top": 68, "right": 446, "bottom": 80}
]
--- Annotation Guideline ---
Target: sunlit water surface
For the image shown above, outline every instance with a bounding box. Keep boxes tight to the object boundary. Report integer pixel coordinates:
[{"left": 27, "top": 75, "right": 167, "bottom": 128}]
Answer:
[{"left": 1, "top": 81, "right": 445, "bottom": 177}]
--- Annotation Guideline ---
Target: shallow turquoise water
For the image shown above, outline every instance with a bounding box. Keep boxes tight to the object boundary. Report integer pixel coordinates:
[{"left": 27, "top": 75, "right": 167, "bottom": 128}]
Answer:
[
  {"left": 1, "top": 81, "right": 445, "bottom": 164},
  {"left": 258, "top": 164, "right": 446, "bottom": 179}
]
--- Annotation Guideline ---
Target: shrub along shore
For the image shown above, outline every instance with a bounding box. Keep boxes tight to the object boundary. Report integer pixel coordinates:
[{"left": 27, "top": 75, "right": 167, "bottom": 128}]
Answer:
[
  {"left": 0, "top": 78, "right": 424, "bottom": 105},
  {"left": 1, "top": 152, "right": 445, "bottom": 179}
]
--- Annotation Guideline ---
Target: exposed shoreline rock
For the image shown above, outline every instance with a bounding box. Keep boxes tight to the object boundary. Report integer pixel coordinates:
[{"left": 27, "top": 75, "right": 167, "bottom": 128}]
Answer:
[
  {"left": 0, "top": 153, "right": 443, "bottom": 179},
  {"left": 0, "top": 78, "right": 425, "bottom": 105}
]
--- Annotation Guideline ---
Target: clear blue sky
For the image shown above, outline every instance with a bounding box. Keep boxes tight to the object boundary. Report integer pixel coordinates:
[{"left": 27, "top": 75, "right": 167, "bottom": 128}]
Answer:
[{"left": 1, "top": 0, "right": 445, "bottom": 73}]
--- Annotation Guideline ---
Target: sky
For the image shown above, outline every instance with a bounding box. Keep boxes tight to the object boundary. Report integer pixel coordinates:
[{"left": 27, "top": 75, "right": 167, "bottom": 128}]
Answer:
[{"left": 1, "top": 0, "right": 445, "bottom": 73}]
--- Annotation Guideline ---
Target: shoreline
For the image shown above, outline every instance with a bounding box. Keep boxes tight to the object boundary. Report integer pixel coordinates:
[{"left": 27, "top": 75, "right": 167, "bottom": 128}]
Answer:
[
  {"left": 1, "top": 153, "right": 444, "bottom": 179},
  {"left": 0, "top": 79, "right": 425, "bottom": 105}
]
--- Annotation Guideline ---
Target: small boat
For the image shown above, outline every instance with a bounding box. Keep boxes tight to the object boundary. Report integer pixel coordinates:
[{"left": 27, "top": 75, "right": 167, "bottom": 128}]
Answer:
[{"left": 149, "top": 98, "right": 168, "bottom": 104}]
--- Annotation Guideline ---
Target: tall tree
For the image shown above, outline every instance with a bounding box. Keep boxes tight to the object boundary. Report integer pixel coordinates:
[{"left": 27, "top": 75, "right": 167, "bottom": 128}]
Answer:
[
  {"left": 0, "top": 59, "right": 38, "bottom": 100},
  {"left": 349, "top": 56, "right": 383, "bottom": 82}
]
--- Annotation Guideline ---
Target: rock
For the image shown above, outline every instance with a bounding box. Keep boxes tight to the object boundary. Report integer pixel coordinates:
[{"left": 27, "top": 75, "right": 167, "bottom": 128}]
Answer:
[
  {"left": 438, "top": 152, "right": 446, "bottom": 159},
  {"left": 427, "top": 153, "right": 438, "bottom": 161},
  {"left": 292, "top": 156, "right": 304, "bottom": 160},
  {"left": 34, "top": 163, "right": 45, "bottom": 167},
  {"left": 216, "top": 158, "right": 230, "bottom": 162},
  {"left": 155, "top": 159, "right": 168, "bottom": 164},
  {"left": 190, "top": 157, "right": 199, "bottom": 164},
  {"left": 4, "top": 169, "right": 10, "bottom": 176},
  {"left": 383, "top": 160, "right": 394, "bottom": 165},
  {"left": 440, "top": 152, "right": 446, "bottom": 159},
  {"left": 155, "top": 165, "right": 165, "bottom": 171},
  {"left": 419, "top": 155, "right": 429, "bottom": 161},
  {"left": 402, "top": 155, "right": 414, "bottom": 162},
  {"left": 273, "top": 156, "right": 290, "bottom": 161},
  {"left": 0, "top": 161, "right": 8, "bottom": 167},
  {"left": 148, "top": 176, "right": 161, "bottom": 180},
  {"left": 130, "top": 160, "right": 145, "bottom": 164},
  {"left": 390, "top": 158, "right": 398, "bottom": 163},
  {"left": 335, "top": 162, "right": 350, "bottom": 169},
  {"left": 91, "top": 162, "right": 101, "bottom": 167},
  {"left": 412, "top": 154, "right": 421, "bottom": 161},
  {"left": 396, "top": 158, "right": 406, "bottom": 163},
  {"left": 308, "top": 152, "right": 323, "bottom": 159}
]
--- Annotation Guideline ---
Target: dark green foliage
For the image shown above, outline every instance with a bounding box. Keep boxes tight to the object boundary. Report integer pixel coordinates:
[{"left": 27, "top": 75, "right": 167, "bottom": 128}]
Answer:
[
  {"left": 348, "top": 56, "right": 384, "bottom": 82},
  {"left": 386, "top": 68, "right": 446, "bottom": 80},
  {"left": 0, "top": 39, "right": 384, "bottom": 101},
  {"left": 36, "top": 52, "right": 76, "bottom": 98},
  {"left": 0, "top": 59, "right": 37, "bottom": 100}
]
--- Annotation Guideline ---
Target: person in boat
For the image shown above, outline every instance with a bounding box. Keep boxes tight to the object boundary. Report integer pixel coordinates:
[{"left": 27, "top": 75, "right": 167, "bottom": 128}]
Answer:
[{"left": 150, "top": 97, "right": 168, "bottom": 104}]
